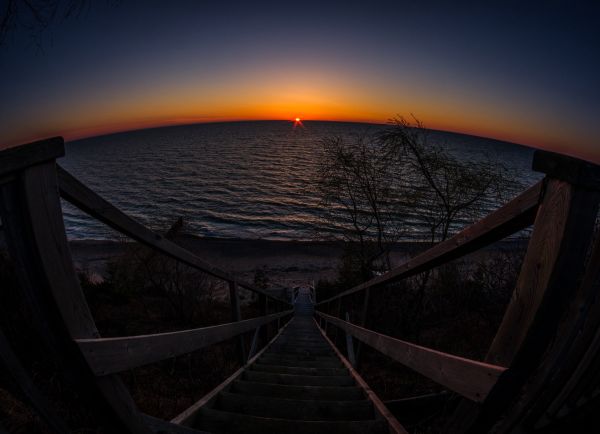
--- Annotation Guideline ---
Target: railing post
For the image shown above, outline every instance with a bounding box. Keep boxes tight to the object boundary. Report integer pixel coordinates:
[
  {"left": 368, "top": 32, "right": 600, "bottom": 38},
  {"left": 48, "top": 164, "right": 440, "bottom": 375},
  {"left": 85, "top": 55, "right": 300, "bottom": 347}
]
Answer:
[
  {"left": 345, "top": 312, "right": 357, "bottom": 367},
  {"left": 0, "top": 138, "right": 151, "bottom": 433},
  {"left": 247, "top": 326, "right": 261, "bottom": 362},
  {"left": 229, "top": 281, "right": 247, "bottom": 364},
  {"left": 449, "top": 150, "right": 600, "bottom": 433},
  {"left": 259, "top": 293, "right": 268, "bottom": 343},
  {"left": 333, "top": 298, "right": 342, "bottom": 346},
  {"left": 355, "top": 287, "right": 370, "bottom": 365}
]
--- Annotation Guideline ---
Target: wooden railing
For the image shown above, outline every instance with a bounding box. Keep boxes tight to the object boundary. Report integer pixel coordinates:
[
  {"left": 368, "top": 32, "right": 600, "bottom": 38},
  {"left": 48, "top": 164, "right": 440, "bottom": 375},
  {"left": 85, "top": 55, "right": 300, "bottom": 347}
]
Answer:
[
  {"left": 2, "top": 136, "right": 600, "bottom": 433},
  {"left": 315, "top": 149, "right": 600, "bottom": 432},
  {"left": 0, "top": 137, "right": 292, "bottom": 434}
]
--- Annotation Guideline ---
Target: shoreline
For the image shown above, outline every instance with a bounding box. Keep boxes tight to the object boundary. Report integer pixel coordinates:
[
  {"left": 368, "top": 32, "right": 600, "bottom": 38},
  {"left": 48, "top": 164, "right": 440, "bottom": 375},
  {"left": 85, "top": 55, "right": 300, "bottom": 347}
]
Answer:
[{"left": 67, "top": 234, "right": 528, "bottom": 289}]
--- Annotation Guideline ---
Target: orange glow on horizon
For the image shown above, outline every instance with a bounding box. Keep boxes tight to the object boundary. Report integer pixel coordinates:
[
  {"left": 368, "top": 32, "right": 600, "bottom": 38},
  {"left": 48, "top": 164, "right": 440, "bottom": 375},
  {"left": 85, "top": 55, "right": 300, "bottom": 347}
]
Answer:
[{"left": 2, "top": 95, "right": 599, "bottom": 164}]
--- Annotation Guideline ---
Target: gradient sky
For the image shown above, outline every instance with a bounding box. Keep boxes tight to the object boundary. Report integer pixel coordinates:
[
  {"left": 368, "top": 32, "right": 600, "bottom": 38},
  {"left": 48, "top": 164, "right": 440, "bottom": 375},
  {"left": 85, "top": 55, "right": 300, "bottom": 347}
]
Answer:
[{"left": 1, "top": 1, "right": 599, "bottom": 161}]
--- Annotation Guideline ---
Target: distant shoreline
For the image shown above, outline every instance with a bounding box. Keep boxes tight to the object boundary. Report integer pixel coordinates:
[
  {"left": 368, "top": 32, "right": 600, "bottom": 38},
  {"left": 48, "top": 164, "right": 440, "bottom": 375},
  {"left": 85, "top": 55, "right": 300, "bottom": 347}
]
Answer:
[{"left": 67, "top": 234, "right": 528, "bottom": 288}]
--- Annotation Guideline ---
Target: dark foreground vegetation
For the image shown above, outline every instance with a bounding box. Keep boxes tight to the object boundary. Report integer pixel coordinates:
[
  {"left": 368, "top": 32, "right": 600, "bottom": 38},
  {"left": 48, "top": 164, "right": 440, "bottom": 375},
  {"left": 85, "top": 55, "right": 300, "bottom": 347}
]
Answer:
[
  {"left": 1, "top": 237, "right": 527, "bottom": 433},
  {"left": 0, "top": 242, "right": 272, "bottom": 433},
  {"left": 316, "top": 241, "right": 527, "bottom": 433}
]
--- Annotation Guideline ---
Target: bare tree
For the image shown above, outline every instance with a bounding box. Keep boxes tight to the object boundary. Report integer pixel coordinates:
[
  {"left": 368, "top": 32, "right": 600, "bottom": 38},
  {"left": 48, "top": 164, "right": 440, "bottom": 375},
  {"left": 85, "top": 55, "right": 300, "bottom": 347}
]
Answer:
[
  {"left": 0, "top": 1, "right": 119, "bottom": 49},
  {"left": 379, "top": 116, "right": 517, "bottom": 244},
  {"left": 315, "top": 116, "right": 520, "bottom": 296},
  {"left": 316, "top": 133, "right": 403, "bottom": 279}
]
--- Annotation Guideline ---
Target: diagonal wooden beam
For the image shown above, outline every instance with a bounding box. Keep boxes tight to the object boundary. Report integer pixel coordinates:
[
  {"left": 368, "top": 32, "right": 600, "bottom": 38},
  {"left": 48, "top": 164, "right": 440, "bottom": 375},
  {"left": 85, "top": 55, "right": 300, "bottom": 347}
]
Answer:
[
  {"left": 316, "top": 312, "right": 506, "bottom": 402},
  {"left": 56, "top": 164, "right": 289, "bottom": 305},
  {"left": 77, "top": 310, "right": 292, "bottom": 376},
  {"left": 317, "top": 180, "right": 542, "bottom": 305}
]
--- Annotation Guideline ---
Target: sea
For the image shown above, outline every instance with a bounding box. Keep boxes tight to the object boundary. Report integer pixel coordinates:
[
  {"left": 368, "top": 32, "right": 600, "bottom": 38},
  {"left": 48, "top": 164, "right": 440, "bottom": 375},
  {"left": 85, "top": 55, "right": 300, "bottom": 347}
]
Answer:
[{"left": 59, "top": 121, "right": 542, "bottom": 242}]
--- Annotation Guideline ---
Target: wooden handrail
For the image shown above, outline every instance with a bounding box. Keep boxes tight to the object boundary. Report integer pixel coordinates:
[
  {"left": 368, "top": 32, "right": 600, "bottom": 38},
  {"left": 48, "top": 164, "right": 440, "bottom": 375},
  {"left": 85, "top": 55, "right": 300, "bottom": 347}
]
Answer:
[
  {"left": 0, "top": 136, "right": 64, "bottom": 177},
  {"left": 77, "top": 310, "right": 292, "bottom": 376},
  {"left": 315, "top": 318, "right": 408, "bottom": 434},
  {"left": 317, "top": 180, "right": 543, "bottom": 305},
  {"left": 316, "top": 312, "right": 506, "bottom": 402},
  {"left": 56, "top": 165, "right": 289, "bottom": 305}
]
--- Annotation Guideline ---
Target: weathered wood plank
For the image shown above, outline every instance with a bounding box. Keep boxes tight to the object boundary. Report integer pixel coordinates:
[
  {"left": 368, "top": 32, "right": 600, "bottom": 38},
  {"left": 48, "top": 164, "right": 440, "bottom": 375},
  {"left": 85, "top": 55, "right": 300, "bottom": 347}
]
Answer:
[
  {"left": 315, "top": 318, "right": 408, "bottom": 434},
  {"left": 533, "top": 150, "right": 600, "bottom": 189},
  {"left": 0, "top": 137, "right": 64, "bottom": 176},
  {"left": 56, "top": 165, "right": 289, "bottom": 304},
  {"left": 512, "top": 218, "right": 600, "bottom": 428},
  {"left": 486, "top": 180, "right": 595, "bottom": 365},
  {"left": 318, "top": 181, "right": 542, "bottom": 305},
  {"left": 316, "top": 312, "right": 506, "bottom": 402},
  {"left": 451, "top": 178, "right": 600, "bottom": 433},
  {"left": 1, "top": 163, "right": 152, "bottom": 433},
  {"left": 77, "top": 310, "right": 292, "bottom": 376},
  {"left": 486, "top": 181, "right": 600, "bottom": 432}
]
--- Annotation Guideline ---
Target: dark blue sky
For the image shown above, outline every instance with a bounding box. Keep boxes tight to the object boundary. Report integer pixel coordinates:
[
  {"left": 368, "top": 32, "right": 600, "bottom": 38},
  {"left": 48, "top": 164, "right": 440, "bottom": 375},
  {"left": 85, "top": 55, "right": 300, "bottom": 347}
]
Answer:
[{"left": 1, "top": 0, "right": 599, "bottom": 160}]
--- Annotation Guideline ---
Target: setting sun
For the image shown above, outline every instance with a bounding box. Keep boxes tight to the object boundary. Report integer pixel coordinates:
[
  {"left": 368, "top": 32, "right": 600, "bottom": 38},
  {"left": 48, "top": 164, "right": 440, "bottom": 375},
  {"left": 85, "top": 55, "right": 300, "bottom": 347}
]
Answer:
[{"left": 295, "top": 117, "right": 301, "bottom": 122}]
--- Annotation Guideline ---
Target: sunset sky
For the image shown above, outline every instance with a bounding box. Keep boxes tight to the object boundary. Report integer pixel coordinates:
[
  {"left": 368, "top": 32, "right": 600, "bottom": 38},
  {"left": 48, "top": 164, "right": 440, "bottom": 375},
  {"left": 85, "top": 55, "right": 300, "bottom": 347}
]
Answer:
[{"left": 1, "top": 1, "right": 599, "bottom": 161}]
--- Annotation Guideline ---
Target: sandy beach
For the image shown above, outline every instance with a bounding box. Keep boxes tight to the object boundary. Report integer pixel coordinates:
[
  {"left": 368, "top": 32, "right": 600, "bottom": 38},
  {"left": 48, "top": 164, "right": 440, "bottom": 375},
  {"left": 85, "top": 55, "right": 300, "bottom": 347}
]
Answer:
[
  {"left": 69, "top": 235, "right": 419, "bottom": 289},
  {"left": 67, "top": 233, "right": 526, "bottom": 292}
]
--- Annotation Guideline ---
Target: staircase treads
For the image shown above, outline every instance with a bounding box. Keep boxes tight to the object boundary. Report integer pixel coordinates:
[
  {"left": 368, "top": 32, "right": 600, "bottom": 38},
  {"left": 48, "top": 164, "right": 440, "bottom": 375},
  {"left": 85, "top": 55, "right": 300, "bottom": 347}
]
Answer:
[
  {"left": 243, "top": 371, "right": 355, "bottom": 386},
  {"left": 250, "top": 363, "right": 348, "bottom": 376},
  {"left": 194, "top": 408, "right": 389, "bottom": 434},
  {"left": 260, "top": 353, "right": 340, "bottom": 361},
  {"left": 217, "top": 392, "right": 374, "bottom": 421},
  {"left": 231, "top": 380, "right": 365, "bottom": 400},
  {"left": 256, "top": 358, "right": 343, "bottom": 368}
]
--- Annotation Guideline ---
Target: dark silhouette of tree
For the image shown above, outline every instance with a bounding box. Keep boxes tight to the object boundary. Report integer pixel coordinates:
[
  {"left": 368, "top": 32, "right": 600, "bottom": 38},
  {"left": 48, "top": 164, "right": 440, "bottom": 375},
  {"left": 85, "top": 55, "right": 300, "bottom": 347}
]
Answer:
[
  {"left": 315, "top": 116, "right": 519, "bottom": 284},
  {"left": 0, "top": 0, "right": 118, "bottom": 49},
  {"left": 379, "top": 116, "right": 516, "bottom": 244}
]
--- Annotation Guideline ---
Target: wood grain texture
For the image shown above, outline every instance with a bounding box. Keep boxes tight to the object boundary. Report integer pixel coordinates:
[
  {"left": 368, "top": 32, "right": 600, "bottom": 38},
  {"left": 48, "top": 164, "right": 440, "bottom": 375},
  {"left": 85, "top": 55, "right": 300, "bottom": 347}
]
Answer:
[
  {"left": 511, "top": 222, "right": 600, "bottom": 428},
  {"left": 0, "top": 137, "right": 64, "bottom": 176},
  {"left": 452, "top": 179, "right": 600, "bottom": 434},
  {"left": 316, "top": 312, "right": 506, "bottom": 402},
  {"left": 318, "top": 181, "right": 542, "bottom": 305},
  {"left": 57, "top": 165, "right": 289, "bottom": 304},
  {"left": 533, "top": 150, "right": 600, "bottom": 189},
  {"left": 77, "top": 310, "right": 292, "bottom": 375},
  {"left": 1, "top": 162, "right": 152, "bottom": 433},
  {"left": 483, "top": 181, "right": 600, "bottom": 433},
  {"left": 485, "top": 180, "right": 579, "bottom": 366}
]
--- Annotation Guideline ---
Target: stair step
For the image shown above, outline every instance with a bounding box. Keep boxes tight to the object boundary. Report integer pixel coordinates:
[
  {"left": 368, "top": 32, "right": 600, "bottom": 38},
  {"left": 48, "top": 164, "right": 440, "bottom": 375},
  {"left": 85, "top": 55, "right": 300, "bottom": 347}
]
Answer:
[
  {"left": 194, "top": 408, "right": 388, "bottom": 434},
  {"left": 268, "top": 349, "right": 335, "bottom": 356},
  {"left": 243, "top": 371, "right": 355, "bottom": 386},
  {"left": 256, "top": 358, "right": 343, "bottom": 368},
  {"left": 251, "top": 363, "right": 348, "bottom": 376},
  {"left": 272, "top": 340, "right": 329, "bottom": 346},
  {"left": 231, "top": 380, "right": 365, "bottom": 400},
  {"left": 270, "top": 343, "right": 331, "bottom": 349},
  {"left": 261, "top": 353, "right": 339, "bottom": 361},
  {"left": 217, "top": 392, "right": 374, "bottom": 421}
]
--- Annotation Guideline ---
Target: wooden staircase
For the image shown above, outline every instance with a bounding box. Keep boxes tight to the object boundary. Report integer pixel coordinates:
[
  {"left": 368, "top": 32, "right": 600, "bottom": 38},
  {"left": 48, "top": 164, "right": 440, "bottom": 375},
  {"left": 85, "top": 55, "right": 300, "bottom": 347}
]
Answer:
[
  {"left": 3, "top": 137, "right": 600, "bottom": 433},
  {"left": 186, "top": 289, "right": 396, "bottom": 433}
]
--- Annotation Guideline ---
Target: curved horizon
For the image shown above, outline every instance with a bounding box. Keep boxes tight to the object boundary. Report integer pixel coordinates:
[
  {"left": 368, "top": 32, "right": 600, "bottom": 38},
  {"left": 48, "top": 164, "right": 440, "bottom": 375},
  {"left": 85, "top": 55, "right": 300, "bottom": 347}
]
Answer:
[
  {"left": 1, "top": 1, "right": 599, "bottom": 164},
  {"left": 10, "top": 117, "right": 594, "bottom": 165}
]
